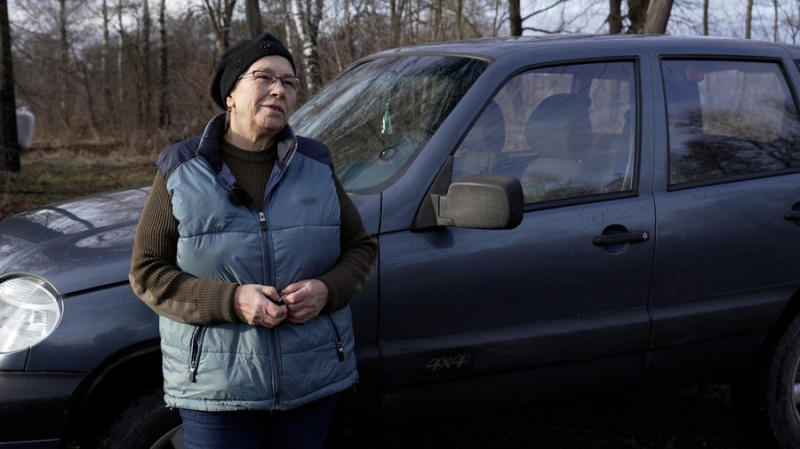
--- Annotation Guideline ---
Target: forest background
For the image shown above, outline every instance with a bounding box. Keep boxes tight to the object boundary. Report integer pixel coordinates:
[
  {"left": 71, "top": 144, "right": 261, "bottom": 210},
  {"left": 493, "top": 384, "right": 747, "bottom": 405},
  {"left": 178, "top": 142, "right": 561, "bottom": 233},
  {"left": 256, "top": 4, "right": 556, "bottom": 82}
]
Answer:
[{"left": 6, "top": 0, "right": 800, "bottom": 157}]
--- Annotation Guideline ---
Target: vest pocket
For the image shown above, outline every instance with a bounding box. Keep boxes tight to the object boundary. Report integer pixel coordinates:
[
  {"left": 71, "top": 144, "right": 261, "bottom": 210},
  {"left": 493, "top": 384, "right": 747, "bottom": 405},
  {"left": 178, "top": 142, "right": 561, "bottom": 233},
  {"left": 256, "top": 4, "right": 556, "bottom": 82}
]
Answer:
[
  {"left": 325, "top": 315, "right": 346, "bottom": 362},
  {"left": 188, "top": 325, "right": 207, "bottom": 382}
]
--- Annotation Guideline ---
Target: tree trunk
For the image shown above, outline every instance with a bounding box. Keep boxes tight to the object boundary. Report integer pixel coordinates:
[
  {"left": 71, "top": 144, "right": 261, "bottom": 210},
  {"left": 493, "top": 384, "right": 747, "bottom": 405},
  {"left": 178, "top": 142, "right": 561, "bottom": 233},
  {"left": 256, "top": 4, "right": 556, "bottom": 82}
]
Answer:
[
  {"left": 745, "top": 0, "right": 753, "bottom": 39},
  {"left": 703, "top": 0, "right": 709, "bottom": 35},
  {"left": 140, "top": 0, "right": 152, "bottom": 126},
  {"left": 509, "top": 0, "right": 521, "bottom": 36},
  {"left": 158, "top": 0, "right": 170, "bottom": 128},
  {"left": 0, "top": 0, "right": 19, "bottom": 172},
  {"left": 455, "top": 0, "right": 463, "bottom": 39},
  {"left": 58, "top": 0, "right": 71, "bottom": 126},
  {"left": 433, "top": 0, "right": 443, "bottom": 41},
  {"left": 773, "top": 0, "right": 779, "bottom": 42},
  {"left": 76, "top": 59, "right": 100, "bottom": 139},
  {"left": 609, "top": 0, "right": 622, "bottom": 34},
  {"left": 281, "top": 0, "right": 292, "bottom": 51},
  {"left": 627, "top": 0, "right": 649, "bottom": 33},
  {"left": 205, "top": 0, "right": 236, "bottom": 56},
  {"left": 101, "top": 0, "right": 114, "bottom": 117},
  {"left": 390, "top": 0, "right": 403, "bottom": 46},
  {"left": 290, "top": 0, "right": 323, "bottom": 94},
  {"left": 245, "top": 0, "right": 261, "bottom": 38},
  {"left": 643, "top": 0, "right": 673, "bottom": 34},
  {"left": 117, "top": 0, "right": 125, "bottom": 104}
]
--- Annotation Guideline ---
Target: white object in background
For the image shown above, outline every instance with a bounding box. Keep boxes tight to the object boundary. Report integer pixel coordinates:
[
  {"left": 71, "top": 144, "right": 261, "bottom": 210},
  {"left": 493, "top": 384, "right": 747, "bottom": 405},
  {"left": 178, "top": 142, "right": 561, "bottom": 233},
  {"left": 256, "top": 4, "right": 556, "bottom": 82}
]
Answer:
[{"left": 16, "top": 106, "right": 35, "bottom": 149}]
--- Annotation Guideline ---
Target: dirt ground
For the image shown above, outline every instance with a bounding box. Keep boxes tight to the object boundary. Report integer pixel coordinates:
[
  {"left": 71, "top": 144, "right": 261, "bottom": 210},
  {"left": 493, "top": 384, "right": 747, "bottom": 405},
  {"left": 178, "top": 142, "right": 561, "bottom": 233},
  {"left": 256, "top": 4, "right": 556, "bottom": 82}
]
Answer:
[{"left": 379, "top": 384, "right": 773, "bottom": 449}]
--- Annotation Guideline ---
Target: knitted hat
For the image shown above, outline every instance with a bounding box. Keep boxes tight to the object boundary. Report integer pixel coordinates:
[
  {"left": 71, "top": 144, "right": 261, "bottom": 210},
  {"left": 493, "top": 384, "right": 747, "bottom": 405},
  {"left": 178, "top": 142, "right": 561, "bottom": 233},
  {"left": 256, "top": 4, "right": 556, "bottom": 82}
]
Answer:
[{"left": 210, "top": 32, "right": 296, "bottom": 110}]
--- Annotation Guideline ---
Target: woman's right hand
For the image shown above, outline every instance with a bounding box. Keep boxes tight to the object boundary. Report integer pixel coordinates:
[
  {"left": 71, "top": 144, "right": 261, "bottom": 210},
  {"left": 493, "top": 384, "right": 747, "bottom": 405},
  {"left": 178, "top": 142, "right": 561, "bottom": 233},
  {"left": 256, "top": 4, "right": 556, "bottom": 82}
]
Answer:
[{"left": 233, "top": 284, "right": 287, "bottom": 327}]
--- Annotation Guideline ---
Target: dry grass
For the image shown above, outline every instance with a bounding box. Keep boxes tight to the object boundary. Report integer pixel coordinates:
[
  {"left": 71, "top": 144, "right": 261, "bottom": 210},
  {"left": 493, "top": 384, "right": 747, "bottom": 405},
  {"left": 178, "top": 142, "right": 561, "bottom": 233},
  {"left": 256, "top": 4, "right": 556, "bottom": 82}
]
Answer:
[{"left": 0, "top": 144, "right": 157, "bottom": 220}]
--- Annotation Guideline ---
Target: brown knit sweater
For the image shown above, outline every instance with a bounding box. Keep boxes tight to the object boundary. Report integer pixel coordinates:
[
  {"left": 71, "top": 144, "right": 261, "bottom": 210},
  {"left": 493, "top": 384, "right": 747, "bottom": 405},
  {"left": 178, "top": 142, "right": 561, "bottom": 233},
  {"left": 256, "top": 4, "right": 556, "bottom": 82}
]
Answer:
[{"left": 129, "top": 139, "right": 377, "bottom": 324}]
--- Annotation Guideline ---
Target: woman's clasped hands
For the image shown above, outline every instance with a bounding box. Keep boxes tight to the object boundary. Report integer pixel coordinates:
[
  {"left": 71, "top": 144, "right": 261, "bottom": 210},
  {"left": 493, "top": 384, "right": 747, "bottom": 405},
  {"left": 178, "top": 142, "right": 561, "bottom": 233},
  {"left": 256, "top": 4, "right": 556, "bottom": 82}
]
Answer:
[{"left": 234, "top": 279, "right": 329, "bottom": 327}]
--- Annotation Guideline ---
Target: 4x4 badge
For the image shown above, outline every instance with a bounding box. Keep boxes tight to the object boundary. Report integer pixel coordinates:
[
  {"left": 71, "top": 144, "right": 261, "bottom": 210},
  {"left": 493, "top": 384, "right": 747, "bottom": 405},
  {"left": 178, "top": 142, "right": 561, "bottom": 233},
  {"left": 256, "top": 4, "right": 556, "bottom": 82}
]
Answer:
[{"left": 424, "top": 353, "right": 473, "bottom": 373}]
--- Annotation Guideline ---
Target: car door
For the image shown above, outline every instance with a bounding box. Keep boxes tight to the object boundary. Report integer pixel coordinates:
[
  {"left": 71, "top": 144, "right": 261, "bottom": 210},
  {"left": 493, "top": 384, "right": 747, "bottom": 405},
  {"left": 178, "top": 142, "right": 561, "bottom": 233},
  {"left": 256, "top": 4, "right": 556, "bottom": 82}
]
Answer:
[
  {"left": 646, "top": 57, "right": 800, "bottom": 379},
  {"left": 378, "top": 60, "right": 657, "bottom": 412}
]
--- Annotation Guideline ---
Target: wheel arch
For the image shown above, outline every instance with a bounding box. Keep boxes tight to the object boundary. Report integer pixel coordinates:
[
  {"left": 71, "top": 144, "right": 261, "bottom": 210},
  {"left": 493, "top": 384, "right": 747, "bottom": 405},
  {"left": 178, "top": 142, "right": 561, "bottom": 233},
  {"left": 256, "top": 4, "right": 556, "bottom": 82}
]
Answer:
[
  {"left": 63, "top": 339, "right": 164, "bottom": 446},
  {"left": 754, "top": 289, "right": 800, "bottom": 369}
]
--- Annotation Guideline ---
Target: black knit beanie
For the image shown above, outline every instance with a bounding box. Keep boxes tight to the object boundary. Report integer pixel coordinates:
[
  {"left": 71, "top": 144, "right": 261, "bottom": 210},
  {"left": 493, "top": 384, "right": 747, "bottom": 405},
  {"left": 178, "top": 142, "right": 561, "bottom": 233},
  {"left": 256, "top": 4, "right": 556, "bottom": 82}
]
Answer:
[{"left": 210, "top": 32, "right": 296, "bottom": 110}]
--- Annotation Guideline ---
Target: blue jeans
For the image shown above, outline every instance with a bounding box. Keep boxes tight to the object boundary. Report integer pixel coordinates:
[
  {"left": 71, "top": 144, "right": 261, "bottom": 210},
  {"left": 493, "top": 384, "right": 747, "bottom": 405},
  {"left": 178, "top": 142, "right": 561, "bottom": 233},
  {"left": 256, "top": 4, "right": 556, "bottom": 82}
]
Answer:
[{"left": 179, "top": 394, "right": 340, "bottom": 449}]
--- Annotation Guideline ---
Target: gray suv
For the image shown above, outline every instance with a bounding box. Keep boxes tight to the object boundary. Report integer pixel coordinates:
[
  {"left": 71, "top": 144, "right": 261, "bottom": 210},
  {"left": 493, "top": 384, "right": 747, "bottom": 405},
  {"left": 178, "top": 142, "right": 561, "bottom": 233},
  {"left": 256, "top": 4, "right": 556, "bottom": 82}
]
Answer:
[{"left": 3, "top": 35, "right": 800, "bottom": 448}]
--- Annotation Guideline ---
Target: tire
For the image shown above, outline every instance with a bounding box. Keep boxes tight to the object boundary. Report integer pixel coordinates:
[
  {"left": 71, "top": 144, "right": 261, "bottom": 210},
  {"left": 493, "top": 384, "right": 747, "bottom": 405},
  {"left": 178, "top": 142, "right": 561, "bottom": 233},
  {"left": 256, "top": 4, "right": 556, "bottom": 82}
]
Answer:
[
  {"left": 762, "top": 312, "right": 800, "bottom": 448},
  {"left": 97, "top": 388, "right": 183, "bottom": 449}
]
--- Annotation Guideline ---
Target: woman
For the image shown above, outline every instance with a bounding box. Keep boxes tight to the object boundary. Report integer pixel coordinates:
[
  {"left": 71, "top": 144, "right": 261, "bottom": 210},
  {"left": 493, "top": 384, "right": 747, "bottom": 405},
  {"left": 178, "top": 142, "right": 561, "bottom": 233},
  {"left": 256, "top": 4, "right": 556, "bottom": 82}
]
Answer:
[{"left": 129, "top": 32, "right": 377, "bottom": 449}]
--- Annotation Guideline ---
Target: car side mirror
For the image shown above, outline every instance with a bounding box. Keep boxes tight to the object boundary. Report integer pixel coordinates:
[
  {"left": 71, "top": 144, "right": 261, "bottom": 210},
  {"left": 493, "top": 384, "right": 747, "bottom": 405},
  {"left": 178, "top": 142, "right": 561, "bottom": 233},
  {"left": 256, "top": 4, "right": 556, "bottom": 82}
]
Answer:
[{"left": 432, "top": 174, "right": 523, "bottom": 229}]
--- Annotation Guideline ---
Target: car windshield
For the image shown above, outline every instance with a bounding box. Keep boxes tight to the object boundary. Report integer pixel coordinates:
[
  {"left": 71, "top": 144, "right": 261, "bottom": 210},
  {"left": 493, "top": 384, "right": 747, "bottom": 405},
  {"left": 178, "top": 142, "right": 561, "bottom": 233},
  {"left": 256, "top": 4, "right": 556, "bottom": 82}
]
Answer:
[{"left": 292, "top": 55, "right": 487, "bottom": 192}]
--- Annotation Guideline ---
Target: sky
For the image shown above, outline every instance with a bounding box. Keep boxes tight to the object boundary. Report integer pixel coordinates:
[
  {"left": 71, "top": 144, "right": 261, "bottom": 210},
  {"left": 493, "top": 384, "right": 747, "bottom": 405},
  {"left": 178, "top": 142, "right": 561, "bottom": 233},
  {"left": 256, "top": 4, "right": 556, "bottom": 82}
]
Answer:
[{"left": 520, "top": 0, "right": 795, "bottom": 42}]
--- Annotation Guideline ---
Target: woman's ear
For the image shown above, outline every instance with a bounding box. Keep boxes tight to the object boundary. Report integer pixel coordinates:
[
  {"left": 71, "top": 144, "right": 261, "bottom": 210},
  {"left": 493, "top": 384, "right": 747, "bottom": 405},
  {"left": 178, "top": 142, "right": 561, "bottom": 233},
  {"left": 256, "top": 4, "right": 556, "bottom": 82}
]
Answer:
[{"left": 226, "top": 95, "right": 234, "bottom": 111}]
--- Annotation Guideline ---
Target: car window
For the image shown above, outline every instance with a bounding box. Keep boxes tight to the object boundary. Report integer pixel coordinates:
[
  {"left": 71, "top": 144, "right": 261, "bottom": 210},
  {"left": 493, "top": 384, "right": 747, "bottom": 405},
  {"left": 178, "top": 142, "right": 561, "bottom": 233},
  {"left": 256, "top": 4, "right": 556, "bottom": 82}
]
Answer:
[
  {"left": 663, "top": 59, "right": 800, "bottom": 186},
  {"left": 453, "top": 61, "right": 637, "bottom": 204},
  {"left": 291, "top": 55, "right": 487, "bottom": 193}
]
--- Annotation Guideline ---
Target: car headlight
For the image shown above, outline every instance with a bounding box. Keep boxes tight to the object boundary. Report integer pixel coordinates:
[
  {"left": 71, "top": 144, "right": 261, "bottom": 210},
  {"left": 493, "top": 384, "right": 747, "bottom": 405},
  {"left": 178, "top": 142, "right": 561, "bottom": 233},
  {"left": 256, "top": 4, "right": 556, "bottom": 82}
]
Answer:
[{"left": 0, "top": 274, "right": 63, "bottom": 354}]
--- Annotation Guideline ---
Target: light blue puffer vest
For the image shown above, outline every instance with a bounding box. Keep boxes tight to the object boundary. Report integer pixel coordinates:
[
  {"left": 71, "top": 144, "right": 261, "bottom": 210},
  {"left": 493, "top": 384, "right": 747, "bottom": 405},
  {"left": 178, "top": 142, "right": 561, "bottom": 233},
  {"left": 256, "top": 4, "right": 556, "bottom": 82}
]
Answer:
[{"left": 156, "top": 114, "right": 357, "bottom": 412}]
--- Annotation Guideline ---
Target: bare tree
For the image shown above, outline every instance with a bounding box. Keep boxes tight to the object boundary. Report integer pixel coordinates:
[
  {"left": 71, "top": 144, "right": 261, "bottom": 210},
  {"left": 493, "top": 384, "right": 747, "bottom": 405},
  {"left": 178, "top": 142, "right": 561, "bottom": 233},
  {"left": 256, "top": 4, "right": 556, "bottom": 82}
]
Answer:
[
  {"left": 703, "top": 0, "right": 709, "bottom": 35},
  {"left": 773, "top": 0, "right": 779, "bottom": 42},
  {"left": 117, "top": 0, "right": 126, "bottom": 104},
  {"left": 643, "top": 0, "right": 673, "bottom": 34},
  {"left": 521, "top": 0, "right": 571, "bottom": 34},
  {"left": 75, "top": 58, "right": 100, "bottom": 138},
  {"left": 433, "top": 0, "right": 443, "bottom": 40},
  {"left": 609, "top": 0, "right": 623, "bottom": 34},
  {"left": 783, "top": 1, "right": 800, "bottom": 44},
  {"left": 205, "top": 0, "right": 236, "bottom": 55},
  {"left": 291, "top": 0, "right": 323, "bottom": 93},
  {"left": 281, "top": 0, "right": 292, "bottom": 49},
  {"left": 58, "top": 0, "right": 72, "bottom": 126},
  {"left": 245, "top": 0, "right": 261, "bottom": 38},
  {"left": 101, "top": 0, "right": 114, "bottom": 117},
  {"left": 627, "top": 0, "right": 648, "bottom": 33},
  {"left": 454, "top": 0, "right": 463, "bottom": 39},
  {"left": 390, "top": 0, "right": 409, "bottom": 46},
  {"left": 509, "top": 0, "right": 521, "bottom": 36},
  {"left": 140, "top": 0, "right": 152, "bottom": 125},
  {"left": 158, "top": 0, "right": 170, "bottom": 127},
  {"left": 0, "top": 0, "right": 19, "bottom": 171}
]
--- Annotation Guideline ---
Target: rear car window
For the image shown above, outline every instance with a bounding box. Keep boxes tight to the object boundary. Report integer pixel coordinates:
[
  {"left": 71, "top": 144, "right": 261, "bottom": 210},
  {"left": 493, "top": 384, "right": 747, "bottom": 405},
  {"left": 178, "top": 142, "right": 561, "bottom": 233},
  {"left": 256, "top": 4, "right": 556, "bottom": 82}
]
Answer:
[{"left": 663, "top": 59, "right": 800, "bottom": 186}]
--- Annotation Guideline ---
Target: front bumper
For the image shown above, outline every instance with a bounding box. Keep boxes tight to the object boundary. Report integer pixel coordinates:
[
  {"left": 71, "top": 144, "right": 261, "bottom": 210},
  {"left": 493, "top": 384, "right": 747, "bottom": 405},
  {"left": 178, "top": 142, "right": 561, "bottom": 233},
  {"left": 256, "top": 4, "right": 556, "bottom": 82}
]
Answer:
[{"left": 0, "top": 371, "right": 85, "bottom": 445}]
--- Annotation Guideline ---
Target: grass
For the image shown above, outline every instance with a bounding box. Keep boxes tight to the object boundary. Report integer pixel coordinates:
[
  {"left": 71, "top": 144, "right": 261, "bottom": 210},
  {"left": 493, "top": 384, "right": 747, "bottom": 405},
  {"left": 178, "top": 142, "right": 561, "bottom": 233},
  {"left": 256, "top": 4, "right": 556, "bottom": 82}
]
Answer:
[{"left": 0, "top": 145, "right": 157, "bottom": 220}]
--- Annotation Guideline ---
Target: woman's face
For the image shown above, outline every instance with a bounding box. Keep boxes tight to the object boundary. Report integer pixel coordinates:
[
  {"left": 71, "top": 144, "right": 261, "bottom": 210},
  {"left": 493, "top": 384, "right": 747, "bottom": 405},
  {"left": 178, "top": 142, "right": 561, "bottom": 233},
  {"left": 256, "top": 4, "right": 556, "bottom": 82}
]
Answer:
[{"left": 226, "top": 55, "right": 298, "bottom": 141}]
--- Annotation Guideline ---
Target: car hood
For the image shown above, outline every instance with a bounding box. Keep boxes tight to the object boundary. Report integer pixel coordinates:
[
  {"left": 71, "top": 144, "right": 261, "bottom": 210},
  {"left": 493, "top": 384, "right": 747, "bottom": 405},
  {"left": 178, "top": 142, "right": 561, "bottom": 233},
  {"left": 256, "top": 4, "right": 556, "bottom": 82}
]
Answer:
[
  {"left": 0, "top": 186, "right": 382, "bottom": 297},
  {"left": 0, "top": 187, "right": 150, "bottom": 295}
]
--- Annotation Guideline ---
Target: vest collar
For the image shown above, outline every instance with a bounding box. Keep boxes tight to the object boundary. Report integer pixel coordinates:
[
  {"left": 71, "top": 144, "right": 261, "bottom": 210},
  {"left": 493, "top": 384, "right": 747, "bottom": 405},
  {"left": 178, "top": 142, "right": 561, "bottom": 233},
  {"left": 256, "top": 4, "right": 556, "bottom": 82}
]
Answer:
[{"left": 196, "top": 113, "right": 299, "bottom": 191}]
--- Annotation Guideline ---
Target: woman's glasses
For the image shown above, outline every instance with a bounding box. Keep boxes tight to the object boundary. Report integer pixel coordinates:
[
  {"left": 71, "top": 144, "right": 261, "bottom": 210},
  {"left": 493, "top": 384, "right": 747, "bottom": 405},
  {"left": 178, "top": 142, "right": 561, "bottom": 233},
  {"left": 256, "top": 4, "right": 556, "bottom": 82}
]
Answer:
[{"left": 239, "top": 70, "right": 302, "bottom": 93}]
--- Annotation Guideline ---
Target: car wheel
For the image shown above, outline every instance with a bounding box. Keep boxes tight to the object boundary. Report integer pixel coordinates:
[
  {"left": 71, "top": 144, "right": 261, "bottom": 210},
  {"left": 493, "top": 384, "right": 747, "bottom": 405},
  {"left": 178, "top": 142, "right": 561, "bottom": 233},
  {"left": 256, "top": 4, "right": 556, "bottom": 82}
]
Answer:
[
  {"left": 97, "top": 388, "right": 183, "bottom": 449},
  {"left": 763, "top": 312, "right": 800, "bottom": 448}
]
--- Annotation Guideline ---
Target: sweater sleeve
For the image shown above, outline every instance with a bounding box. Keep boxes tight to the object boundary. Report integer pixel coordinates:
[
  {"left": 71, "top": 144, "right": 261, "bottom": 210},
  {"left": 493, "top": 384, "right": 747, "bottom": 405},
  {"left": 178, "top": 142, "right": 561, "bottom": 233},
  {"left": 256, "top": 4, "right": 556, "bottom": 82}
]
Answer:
[
  {"left": 129, "top": 171, "right": 239, "bottom": 324},
  {"left": 316, "top": 177, "right": 378, "bottom": 311}
]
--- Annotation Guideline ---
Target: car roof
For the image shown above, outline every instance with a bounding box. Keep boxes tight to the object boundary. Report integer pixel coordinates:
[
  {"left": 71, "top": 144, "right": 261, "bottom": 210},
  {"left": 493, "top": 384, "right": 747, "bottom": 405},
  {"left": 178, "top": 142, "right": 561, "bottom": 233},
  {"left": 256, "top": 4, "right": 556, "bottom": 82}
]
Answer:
[{"left": 361, "top": 34, "right": 800, "bottom": 64}]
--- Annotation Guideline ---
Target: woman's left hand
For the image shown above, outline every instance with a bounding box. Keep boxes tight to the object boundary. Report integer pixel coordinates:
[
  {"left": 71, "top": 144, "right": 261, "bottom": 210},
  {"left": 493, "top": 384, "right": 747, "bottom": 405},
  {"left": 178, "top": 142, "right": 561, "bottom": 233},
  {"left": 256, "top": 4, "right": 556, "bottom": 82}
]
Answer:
[{"left": 281, "top": 279, "right": 329, "bottom": 324}]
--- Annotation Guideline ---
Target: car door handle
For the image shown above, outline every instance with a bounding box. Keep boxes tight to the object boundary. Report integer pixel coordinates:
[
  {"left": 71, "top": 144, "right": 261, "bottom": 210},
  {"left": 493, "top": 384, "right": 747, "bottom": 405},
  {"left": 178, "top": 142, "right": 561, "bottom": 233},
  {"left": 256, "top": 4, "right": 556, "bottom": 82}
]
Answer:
[
  {"left": 784, "top": 210, "right": 800, "bottom": 221},
  {"left": 592, "top": 230, "right": 650, "bottom": 246}
]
